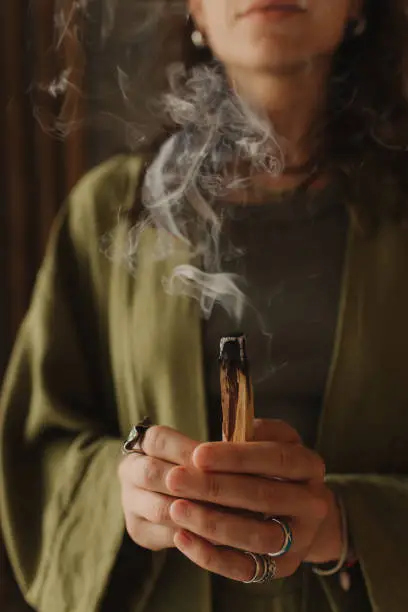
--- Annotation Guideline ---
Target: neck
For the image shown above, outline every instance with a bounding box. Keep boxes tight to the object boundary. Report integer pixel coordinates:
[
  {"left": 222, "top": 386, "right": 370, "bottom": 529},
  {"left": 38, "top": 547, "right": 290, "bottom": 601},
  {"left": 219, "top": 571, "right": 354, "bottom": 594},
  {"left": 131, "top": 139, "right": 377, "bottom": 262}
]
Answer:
[{"left": 226, "top": 58, "right": 330, "bottom": 167}]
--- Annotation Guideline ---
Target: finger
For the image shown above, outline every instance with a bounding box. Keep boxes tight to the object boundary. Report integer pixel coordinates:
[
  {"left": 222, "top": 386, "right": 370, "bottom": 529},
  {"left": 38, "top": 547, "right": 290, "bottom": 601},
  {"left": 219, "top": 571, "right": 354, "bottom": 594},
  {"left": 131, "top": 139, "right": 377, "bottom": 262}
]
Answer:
[
  {"left": 173, "top": 530, "right": 300, "bottom": 582},
  {"left": 142, "top": 425, "right": 199, "bottom": 466},
  {"left": 166, "top": 467, "right": 327, "bottom": 519},
  {"left": 125, "top": 514, "right": 176, "bottom": 551},
  {"left": 120, "top": 454, "right": 177, "bottom": 495},
  {"left": 193, "top": 441, "right": 325, "bottom": 482},
  {"left": 123, "top": 487, "right": 176, "bottom": 527},
  {"left": 169, "top": 499, "right": 306, "bottom": 555},
  {"left": 253, "top": 419, "right": 302, "bottom": 444}
]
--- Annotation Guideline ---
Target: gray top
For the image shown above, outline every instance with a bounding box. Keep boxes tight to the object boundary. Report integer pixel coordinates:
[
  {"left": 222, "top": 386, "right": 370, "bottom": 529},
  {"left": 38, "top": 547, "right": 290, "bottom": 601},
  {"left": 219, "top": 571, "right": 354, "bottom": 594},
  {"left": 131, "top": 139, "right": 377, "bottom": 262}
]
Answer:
[{"left": 204, "top": 178, "right": 348, "bottom": 448}]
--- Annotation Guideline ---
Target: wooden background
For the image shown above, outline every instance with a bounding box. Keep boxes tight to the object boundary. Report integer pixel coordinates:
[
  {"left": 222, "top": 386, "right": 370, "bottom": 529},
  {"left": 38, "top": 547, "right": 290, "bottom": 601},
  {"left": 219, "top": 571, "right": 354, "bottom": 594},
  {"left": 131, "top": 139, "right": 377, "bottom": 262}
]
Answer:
[
  {"left": 0, "top": 0, "right": 86, "bottom": 370},
  {"left": 1, "top": 1, "right": 86, "bottom": 609}
]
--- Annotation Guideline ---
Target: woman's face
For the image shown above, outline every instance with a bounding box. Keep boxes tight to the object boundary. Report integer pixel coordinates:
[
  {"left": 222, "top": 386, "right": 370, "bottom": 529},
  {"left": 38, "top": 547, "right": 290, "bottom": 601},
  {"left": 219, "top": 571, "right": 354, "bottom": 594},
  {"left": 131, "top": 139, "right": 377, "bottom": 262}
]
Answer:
[{"left": 188, "top": 0, "right": 362, "bottom": 74}]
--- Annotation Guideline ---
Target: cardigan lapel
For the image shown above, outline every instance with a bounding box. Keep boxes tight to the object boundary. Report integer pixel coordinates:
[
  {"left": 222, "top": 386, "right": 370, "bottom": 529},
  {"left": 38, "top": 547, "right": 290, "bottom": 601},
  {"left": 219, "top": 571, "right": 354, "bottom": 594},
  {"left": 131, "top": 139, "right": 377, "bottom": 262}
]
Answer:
[{"left": 316, "top": 221, "right": 408, "bottom": 473}]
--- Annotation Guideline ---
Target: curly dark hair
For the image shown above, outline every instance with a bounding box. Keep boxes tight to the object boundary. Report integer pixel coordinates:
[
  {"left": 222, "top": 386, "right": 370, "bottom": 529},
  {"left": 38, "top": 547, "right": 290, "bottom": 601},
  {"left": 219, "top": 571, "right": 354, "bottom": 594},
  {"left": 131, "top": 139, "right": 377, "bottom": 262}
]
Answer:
[{"left": 326, "top": 0, "right": 408, "bottom": 226}]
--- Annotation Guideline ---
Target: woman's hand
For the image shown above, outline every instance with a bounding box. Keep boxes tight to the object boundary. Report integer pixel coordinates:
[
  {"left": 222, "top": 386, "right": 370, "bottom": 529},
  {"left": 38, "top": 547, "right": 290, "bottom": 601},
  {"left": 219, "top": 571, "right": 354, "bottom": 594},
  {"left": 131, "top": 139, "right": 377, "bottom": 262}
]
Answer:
[
  {"left": 165, "top": 420, "right": 343, "bottom": 582},
  {"left": 118, "top": 425, "right": 200, "bottom": 551},
  {"left": 118, "top": 419, "right": 343, "bottom": 582}
]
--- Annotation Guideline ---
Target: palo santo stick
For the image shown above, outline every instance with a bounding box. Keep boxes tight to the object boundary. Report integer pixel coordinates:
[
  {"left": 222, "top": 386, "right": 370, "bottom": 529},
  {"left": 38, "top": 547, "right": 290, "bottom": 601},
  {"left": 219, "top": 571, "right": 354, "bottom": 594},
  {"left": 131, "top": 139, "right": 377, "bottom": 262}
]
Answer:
[{"left": 219, "top": 335, "right": 254, "bottom": 442}]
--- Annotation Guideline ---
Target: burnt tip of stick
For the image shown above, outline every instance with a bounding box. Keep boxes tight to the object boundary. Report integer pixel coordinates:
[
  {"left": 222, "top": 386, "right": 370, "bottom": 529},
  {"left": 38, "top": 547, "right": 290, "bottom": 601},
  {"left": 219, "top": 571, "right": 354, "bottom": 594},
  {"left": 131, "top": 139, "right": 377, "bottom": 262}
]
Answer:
[{"left": 219, "top": 334, "right": 247, "bottom": 366}]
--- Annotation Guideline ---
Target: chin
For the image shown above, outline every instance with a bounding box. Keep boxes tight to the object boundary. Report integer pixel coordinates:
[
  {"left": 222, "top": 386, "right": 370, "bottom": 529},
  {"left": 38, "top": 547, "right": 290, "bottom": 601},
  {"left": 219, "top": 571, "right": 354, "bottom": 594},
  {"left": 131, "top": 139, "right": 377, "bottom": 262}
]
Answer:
[
  {"left": 232, "top": 47, "right": 307, "bottom": 74},
  {"left": 227, "top": 32, "right": 307, "bottom": 67}
]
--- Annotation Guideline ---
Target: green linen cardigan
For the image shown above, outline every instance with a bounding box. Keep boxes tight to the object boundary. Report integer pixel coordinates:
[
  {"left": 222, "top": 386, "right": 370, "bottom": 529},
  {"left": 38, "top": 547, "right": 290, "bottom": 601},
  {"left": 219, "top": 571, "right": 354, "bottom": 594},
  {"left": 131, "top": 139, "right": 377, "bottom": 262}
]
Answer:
[{"left": 1, "top": 156, "right": 408, "bottom": 612}]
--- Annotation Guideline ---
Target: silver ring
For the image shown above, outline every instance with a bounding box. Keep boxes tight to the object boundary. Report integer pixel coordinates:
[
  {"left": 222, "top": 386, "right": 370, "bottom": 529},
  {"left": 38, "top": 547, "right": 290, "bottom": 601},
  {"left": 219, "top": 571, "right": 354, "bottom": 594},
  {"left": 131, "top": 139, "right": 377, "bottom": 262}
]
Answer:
[
  {"left": 243, "top": 552, "right": 278, "bottom": 584},
  {"left": 266, "top": 518, "right": 293, "bottom": 558},
  {"left": 258, "top": 555, "right": 278, "bottom": 583},
  {"left": 122, "top": 417, "right": 152, "bottom": 455},
  {"left": 242, "top": 552, "right": 263, "bottom": 583}
]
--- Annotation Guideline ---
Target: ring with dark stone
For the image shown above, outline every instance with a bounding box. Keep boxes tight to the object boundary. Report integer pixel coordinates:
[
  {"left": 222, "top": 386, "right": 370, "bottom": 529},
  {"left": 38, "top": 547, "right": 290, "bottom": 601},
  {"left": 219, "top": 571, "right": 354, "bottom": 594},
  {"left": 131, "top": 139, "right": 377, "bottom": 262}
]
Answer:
[{"left": 122, "top": 417, "right": 153, "bottom": 455}]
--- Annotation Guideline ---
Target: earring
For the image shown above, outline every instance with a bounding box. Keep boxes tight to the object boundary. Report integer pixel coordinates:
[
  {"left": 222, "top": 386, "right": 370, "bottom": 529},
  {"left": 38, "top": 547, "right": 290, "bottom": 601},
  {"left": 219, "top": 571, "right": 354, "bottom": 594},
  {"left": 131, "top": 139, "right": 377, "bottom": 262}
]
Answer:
[
  {"left": 352, "top": 17, "right": 366, "bottom": 37},
  {"left": 191, "top": 29, "right": 206, "bottom": 48},
  {"left": 186, "top": 13, "right": 207, "bottom": 48}
]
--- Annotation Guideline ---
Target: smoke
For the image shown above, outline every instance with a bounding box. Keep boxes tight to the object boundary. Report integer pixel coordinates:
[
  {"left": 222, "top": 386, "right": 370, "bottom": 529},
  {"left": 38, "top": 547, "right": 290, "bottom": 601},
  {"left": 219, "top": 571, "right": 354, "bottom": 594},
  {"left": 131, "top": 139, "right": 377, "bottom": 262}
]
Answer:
[
  {"left": 124, "top": 62, "right": 284, "bottom": 321},
  {"left": 44, "top": 1, "right": 286, "bottom": 321}
]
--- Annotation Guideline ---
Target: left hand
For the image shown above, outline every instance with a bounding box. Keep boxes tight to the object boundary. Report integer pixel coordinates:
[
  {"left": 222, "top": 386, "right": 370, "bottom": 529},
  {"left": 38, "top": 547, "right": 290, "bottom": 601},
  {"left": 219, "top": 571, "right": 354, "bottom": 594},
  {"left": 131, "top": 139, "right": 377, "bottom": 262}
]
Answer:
[{"left": 165, "top": 419, "right": 343, "bottom": 582}]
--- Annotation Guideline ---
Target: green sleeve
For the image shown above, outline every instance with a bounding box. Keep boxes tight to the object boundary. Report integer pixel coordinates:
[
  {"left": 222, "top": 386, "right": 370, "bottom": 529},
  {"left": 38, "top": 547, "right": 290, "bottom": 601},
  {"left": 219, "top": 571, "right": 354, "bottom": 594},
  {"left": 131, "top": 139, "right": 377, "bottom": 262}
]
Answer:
[
  {"left": 0, "top": 157, "right": 151, "bottom": 612},
  {"left": 321, "top": 475, "right": 408, "bottom": 612}
]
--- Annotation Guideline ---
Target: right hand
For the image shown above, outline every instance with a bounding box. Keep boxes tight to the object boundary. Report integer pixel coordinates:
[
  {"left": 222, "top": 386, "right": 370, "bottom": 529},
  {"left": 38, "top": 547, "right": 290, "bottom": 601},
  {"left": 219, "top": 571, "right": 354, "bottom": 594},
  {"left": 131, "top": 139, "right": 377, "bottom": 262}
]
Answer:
[{"left": 118, "top": 425, "right": 200, "bottom": 551}]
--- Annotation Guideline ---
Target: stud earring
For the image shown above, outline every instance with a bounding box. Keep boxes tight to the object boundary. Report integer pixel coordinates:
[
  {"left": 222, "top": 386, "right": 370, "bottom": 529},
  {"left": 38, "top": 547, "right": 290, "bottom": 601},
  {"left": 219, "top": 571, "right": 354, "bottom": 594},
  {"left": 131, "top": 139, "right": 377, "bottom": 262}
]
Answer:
[
  {"left": 191, "top": 29, "right": 206, "bottom": 48},
  {"left": 352, "top": 17, "right": 366, "bottom": 37},
  {"left": 187, "top": 13, "right": 207, "bottom": 48},
  {"left": 345, "top": 16, "right": 366, "bottom": 41}
]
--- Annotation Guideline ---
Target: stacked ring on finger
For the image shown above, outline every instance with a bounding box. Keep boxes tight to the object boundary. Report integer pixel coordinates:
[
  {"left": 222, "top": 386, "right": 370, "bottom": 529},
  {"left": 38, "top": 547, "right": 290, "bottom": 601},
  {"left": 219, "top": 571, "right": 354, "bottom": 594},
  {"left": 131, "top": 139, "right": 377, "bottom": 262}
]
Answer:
[
  {"left": 243, "top": 552, "right": 278, "bottom": 584},
  {"left": 265, "top": 518, "right": 293, "bottom": 558}
]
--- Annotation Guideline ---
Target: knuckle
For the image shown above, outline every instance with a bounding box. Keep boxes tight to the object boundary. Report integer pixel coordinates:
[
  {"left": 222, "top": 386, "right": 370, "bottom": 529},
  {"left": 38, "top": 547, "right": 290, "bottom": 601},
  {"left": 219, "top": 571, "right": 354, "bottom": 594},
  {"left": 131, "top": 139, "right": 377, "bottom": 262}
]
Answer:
[
  {"left": 203, "top": 515, "right": 219, "bottom": 538},
  {"left": 276, "top": 443, "right": 292, "bottom": 473},
  {"left": 140, "top": 456, "right": 162, "bottom": 489},
  {"left": 151, "top": 499, "right": 171, "bottom": 525},
  {"left": 118, "top": 455, "right": 141, "bottom": 483},
  {"left": 207, "top": 475, "right": 222, "bottom": 500},
  {"left": 144, "top": 425, "right": 168, "bottom": 456}
]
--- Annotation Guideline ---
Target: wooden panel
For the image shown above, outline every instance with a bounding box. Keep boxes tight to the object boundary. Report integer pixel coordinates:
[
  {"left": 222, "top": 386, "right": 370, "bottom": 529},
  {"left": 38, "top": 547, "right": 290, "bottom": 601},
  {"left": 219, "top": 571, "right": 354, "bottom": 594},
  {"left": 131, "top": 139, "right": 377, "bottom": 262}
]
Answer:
[{"left": 0, "top": 1, "right": 87, "bottom": 610}]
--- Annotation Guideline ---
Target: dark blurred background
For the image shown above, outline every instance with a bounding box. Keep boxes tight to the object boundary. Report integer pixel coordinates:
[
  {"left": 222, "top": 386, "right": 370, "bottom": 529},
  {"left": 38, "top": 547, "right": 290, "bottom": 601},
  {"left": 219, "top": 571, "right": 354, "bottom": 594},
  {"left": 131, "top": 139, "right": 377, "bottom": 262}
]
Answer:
[
  {"left": 0, "top": 1, "right": 182, "bottom": 608},
  {"left": 1, "top": 1, "right": 86, "bottom": 608},
  {"left": 0, "top": 0, "right": 95, "bottom": 605},
  {"left": 1, "top": 0, "right": 86, "bottom": 373}
]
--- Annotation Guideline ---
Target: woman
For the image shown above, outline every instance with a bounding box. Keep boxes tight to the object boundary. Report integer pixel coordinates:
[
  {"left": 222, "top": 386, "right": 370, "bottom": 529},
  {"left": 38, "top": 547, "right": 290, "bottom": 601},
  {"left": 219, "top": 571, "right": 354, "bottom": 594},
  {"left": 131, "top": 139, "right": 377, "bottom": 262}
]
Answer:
[{"left": 1, "top": 0, "right": 408, "bottom": 611}]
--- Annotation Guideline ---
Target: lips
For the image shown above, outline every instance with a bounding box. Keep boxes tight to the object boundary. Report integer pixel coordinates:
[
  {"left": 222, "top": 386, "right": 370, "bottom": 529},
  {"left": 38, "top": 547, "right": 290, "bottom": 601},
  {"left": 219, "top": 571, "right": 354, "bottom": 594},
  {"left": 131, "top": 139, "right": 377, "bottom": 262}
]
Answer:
[{"left": 241, "top": 0, "right": 306, "bottom": 18}]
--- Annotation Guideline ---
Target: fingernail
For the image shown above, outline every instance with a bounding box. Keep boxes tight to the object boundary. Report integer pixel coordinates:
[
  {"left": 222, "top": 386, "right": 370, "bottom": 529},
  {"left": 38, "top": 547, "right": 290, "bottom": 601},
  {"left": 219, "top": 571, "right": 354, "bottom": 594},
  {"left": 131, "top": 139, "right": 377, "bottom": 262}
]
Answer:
[
  {"left": 193, "top": 444, "right": 213, "bottom": 470},
  {"left": 167, "top": 466, "right": 188, "bottom": 493},
  {"left": 171, "top": 500, "right": 192, "bottom": 520}
]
